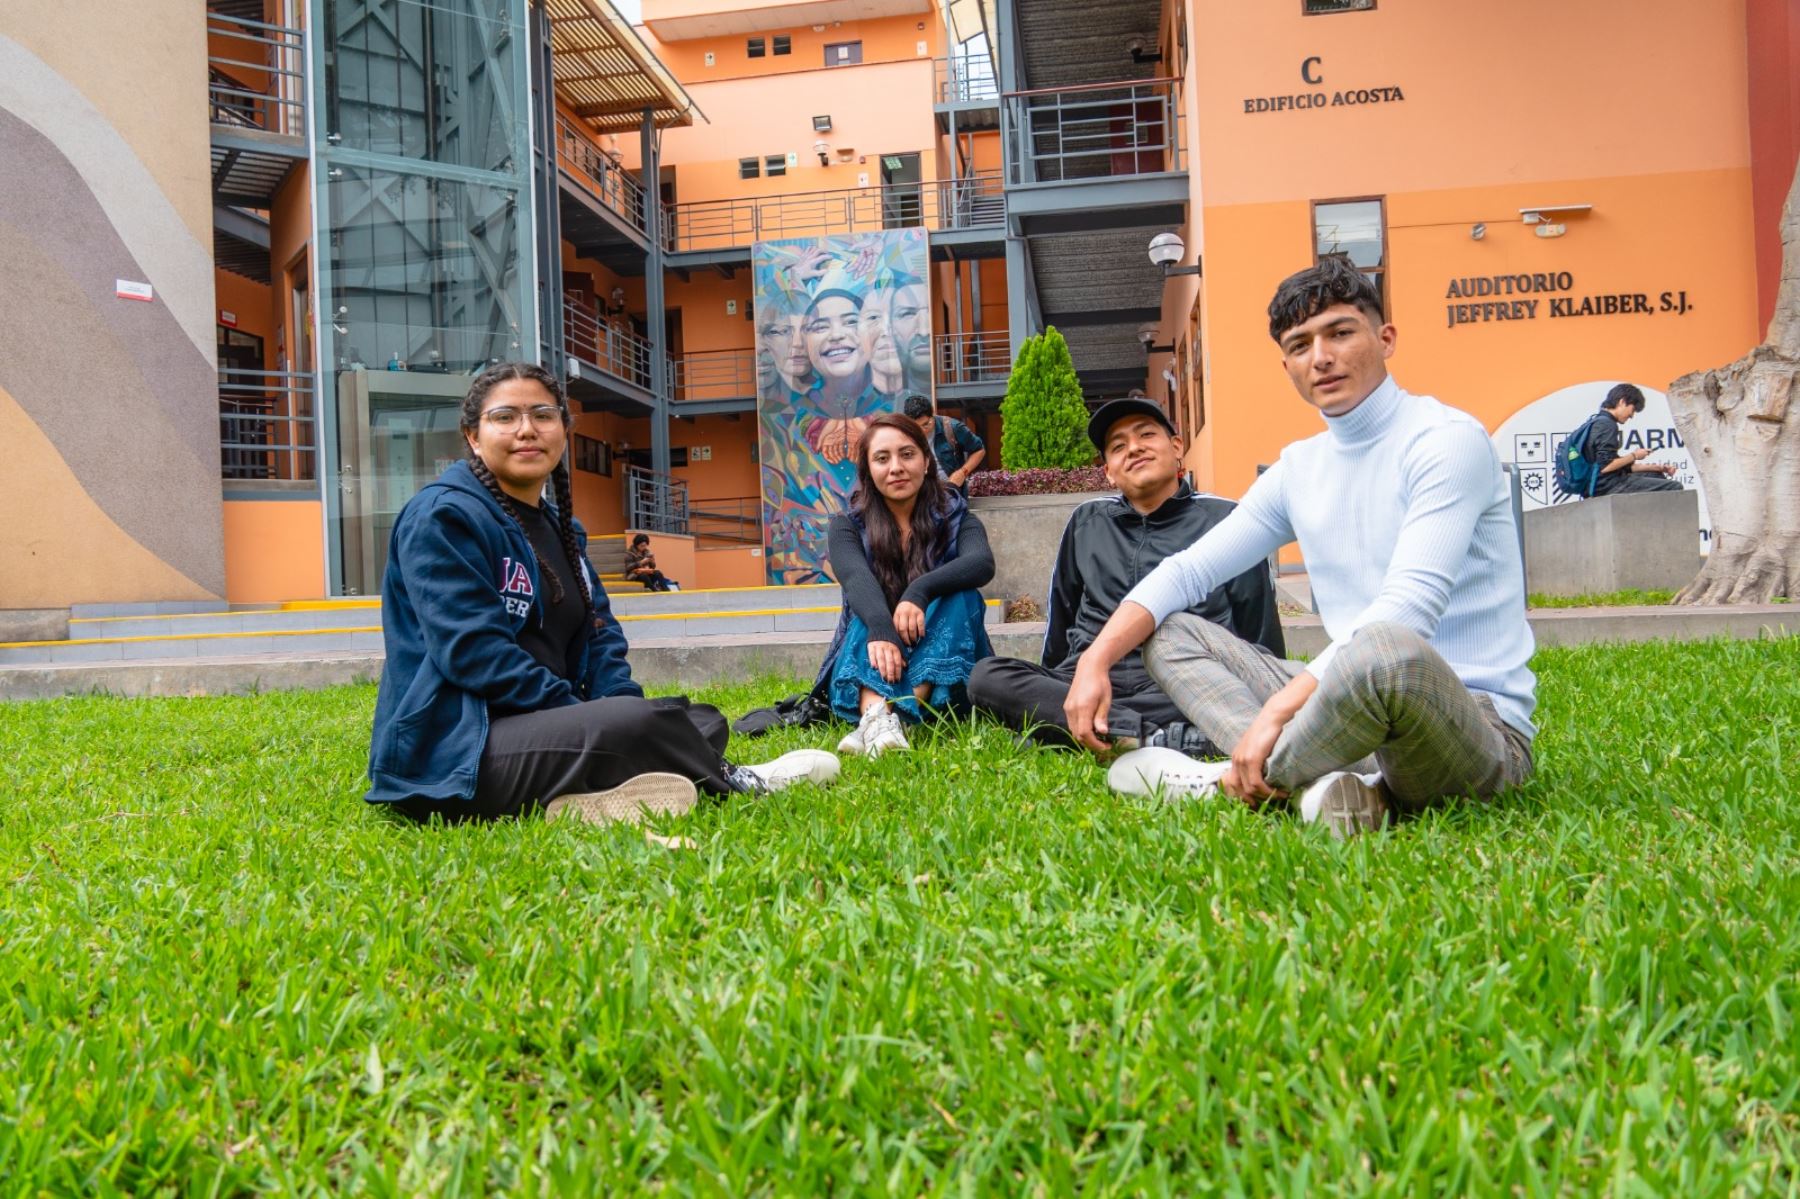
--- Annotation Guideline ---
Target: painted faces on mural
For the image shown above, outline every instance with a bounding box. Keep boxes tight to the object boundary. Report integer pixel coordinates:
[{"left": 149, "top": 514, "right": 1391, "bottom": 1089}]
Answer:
[
  {"left": 758, "top": 312, "right": 812, "bottom": 393},
  {"left": 804, "top": 293, "right": 866, "bottom": 381},
  {"left": 891, "top": 282, "right": 931, "bottom": 379},
  {"left": 861, "top": 288, "right": 903, "bottom": 379}
]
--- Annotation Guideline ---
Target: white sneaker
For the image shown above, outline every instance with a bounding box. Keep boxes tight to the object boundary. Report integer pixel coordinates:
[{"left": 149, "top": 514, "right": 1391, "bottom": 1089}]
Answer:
[
  {"left": 1298, "top": 771, "right": 1390, "bottom": 840},
  {"left": 839, "top": 703, "right": 909, "bottom": 757},
  {"left": 729, "top": 748, "right": 841, "bottom": 793},
  {"left": 1106, "top": 747, "right": 1229, "bottom": 799},
  {"left": 545, "top": 772, "right": 698, "bottom": 825}
]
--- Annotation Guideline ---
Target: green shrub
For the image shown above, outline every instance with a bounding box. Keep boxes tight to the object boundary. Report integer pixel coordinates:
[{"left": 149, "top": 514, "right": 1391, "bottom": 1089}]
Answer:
[{"left": 998, "top": 326, "right": 1093, "bottom": 470}]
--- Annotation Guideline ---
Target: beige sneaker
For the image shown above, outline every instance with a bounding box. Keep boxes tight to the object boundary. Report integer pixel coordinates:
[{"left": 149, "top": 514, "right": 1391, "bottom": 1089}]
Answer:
[
  {"left": 1297, "top": 771, "right": 1391, "bottom": 840},
  {"left": 545, "top": 772, "right": 699, "bottom": 826}
]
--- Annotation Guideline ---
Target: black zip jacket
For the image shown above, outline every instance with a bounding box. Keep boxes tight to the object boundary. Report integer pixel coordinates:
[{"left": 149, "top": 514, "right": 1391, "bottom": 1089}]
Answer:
[{"left": 1041, "top": 483, "right": 1285, "bottom": 670}]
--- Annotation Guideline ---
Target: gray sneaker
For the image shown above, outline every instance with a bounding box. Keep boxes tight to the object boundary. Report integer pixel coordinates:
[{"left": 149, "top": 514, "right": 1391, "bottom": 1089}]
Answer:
[
  {"left": 545, "top": 772, "right": 698, "bottom": 826},
  {"left": 1297, "top": 771, "right": 1391, "bottom": 840}
]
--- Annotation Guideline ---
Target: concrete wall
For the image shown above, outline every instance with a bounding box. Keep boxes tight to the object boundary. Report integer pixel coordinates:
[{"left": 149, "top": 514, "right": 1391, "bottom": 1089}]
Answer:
[
  {"left": 968, "top": 490, "right": 1113, "bottom": 608},
  {"left": 0, "top": 2, "right": 223, "bottom": 608},
  {"left": 1524, "top": 490, "right": 1702, "bottom": 596}
]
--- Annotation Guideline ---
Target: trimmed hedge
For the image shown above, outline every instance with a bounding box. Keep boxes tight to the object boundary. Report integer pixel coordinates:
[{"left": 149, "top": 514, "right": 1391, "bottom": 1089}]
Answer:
[{"left": 966, "top": 465, "right": 1110, "bottom": 497}]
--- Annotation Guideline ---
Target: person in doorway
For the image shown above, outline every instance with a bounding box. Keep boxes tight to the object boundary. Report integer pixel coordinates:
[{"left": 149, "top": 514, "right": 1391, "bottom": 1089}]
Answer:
[
  {"left": 902, "top": 392, "right": 986, "bottom": 494},
  {"left": 366, "top": 362, "right": 838, "bottom": 826},
  {"left": 819, "top": 414, "right": 995, "bottom": 757},
  {"left": 1064, "top": 256, "right": 1536, "bottom": 838},
  {"left": 1586, "top": 383, "right": 1684, "bottom": 495},
  {"left": 624, "top": 533, "right": 675, "bottom": 592},
  {"left": 967, "top": 395, "right": 1283, "bottom": 753}
]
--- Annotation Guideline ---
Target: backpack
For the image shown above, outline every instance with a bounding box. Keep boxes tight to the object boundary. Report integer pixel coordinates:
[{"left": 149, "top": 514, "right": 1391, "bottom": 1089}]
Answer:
[{"left": 1553, "top": 413, "right": 1610, "bottom": 499}]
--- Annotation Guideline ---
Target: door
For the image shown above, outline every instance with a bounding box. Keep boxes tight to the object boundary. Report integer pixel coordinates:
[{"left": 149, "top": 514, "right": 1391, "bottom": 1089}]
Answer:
[{"left": 880, "top": 152, "right": 922, "bottom": 229}]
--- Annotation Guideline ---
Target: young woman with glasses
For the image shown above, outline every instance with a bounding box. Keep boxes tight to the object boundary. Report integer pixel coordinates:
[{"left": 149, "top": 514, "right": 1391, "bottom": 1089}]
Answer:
[{"left": 366, "top": 362, "right": 838, "bottom": 827}]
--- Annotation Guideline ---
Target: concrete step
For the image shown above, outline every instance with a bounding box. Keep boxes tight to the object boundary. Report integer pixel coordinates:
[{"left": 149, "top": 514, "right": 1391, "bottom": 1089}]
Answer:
[
  {"left": 604, "top": 583, "right": 842, "bottom": 615},
  {"left": 0, "top": 593, "right": 999, "bottom": 666},
  {"left": 5, "top": 606, "right": 1799, "bottom": 701}
]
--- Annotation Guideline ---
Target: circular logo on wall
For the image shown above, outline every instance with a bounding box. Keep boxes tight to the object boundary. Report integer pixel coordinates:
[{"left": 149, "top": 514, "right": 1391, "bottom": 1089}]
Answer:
[{"left": 1490, "top": 380, "right": 1710, "bottom": 552}]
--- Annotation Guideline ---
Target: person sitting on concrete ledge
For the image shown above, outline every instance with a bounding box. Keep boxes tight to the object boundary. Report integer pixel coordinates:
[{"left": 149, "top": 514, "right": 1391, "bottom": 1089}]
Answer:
[
  {"left": 820, "top": 414, "right": 995, "bottom": 757},
  {"left": 365, "top": 362, "right": 838, "bottom": 829},
  {"left": 1063, "top": 256, "right": 1536, "bottom": 838},
  {"left": 624, "top": 533, "right": 676, "bottom": 592},
  {"left": 967, "top": 395, "right": 1284, "bottom": 755},
  {"left": 1585, "top": 383, "right": 1684, "bottom": 496}
]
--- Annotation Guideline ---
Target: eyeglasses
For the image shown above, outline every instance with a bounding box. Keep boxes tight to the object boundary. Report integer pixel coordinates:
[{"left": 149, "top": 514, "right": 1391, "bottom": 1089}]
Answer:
[{"left": 482, "top": 404, "right": 565, "bottom": 430}]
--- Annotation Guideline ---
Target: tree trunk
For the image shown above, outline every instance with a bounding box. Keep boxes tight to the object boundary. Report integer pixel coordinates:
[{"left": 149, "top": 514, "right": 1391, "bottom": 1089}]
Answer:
[{"left": 1669, "top": 156, "right": 1800, "bottom": 603}]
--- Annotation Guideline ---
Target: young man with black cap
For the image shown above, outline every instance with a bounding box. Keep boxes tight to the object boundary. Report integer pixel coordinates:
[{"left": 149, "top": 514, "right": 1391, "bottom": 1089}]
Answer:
[{"left": 967, "top": 396, "right": 1284, "bottom": 752}]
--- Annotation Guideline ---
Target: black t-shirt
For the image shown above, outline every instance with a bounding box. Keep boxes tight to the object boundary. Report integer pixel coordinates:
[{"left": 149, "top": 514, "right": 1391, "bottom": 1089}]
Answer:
[
  {"left": 1584, "top": 414, "right": 1623, "bottom": 467},
  {"left": 512, "top": 502, "right": 586, "bottom": 680}
]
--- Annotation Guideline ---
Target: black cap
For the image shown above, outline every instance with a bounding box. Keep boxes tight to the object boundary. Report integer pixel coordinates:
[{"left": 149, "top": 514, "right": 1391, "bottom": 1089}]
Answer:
[{"left": 1087, "top": 396, "right": 1176, "bottom": 451}]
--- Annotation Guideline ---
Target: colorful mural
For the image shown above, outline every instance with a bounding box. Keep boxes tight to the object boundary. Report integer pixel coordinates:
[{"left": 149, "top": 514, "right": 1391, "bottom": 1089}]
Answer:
[{"left": 752, "top": 229, "right": 931, "bottom": 584}]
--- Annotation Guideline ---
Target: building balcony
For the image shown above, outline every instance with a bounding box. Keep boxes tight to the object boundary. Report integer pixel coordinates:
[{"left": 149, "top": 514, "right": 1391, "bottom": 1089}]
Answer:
[
  {"left": 208, "top": 9, "right": 307, "bottom": 208},
  {"left": 564, "top": 294, "right": 659, "bottom": 412},
  {"left": 1001, "top": 77, "right": 1189, "bottom": 235},
  {"left": 934, "top": 330, "right": 1011, "bottom": 402},
  {"left": 664, "top": 171, "right": 1006, "bottom": 262},
  {"left": 556, "top": 115, "right": 653, "bottom": 270},
  {"left": 672, "top": 349, "right": 757, "bottom": 412},
  {"left": 219, "top": 369, "right": 317, "bottom": 490},
  {"left": 935, "top": 53, "right": 1000, "bottom": 114}
]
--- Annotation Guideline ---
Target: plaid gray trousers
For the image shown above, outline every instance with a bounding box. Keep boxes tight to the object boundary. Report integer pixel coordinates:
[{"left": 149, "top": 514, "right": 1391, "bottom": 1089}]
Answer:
[{"left": 1142, "top": 615, "right": 1533, "bottom": 812}]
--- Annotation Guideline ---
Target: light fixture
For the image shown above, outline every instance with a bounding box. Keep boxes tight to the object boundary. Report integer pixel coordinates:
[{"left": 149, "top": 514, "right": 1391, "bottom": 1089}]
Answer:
[
  {"left": 813, "top": 114, "right": 832, "bottom": 133},
  {"left": 1520, "top": 204, "right": 1592, "bottom": 224},
  {"left": 1148, "top": 231, "right": 1201, "bottom": 278},
  {"left": 1138, "top": 321, "right": 1174, "bottom": 355},
  {"left": 603, "top": 287, "right": 627, "bottom": 317},
  {"left": 814, "top": 139, "right": 831, "bottom": 166}
]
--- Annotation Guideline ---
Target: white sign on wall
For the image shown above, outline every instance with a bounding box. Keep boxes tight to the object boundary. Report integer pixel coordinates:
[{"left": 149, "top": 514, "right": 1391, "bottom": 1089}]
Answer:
[{"left": 1491, "top": 380, "right": 1710, "bottom": 551}]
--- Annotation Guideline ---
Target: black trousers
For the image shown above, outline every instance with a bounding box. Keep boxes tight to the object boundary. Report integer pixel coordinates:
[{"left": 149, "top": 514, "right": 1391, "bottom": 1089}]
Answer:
[
  {"left": 396, "top": 695, "right": 731, "bottom": 823},
  {"left": 1596, "top": 473, "right": 1684, "bottom": 495},
  {"left": 968, "top": 655, "right": 1198, "bottom": 750}
]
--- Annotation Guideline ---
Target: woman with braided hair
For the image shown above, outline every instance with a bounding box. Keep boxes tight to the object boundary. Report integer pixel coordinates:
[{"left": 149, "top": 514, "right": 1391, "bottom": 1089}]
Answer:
[{"left": 367, "top": 362, "right": 839, "bottom": 826}]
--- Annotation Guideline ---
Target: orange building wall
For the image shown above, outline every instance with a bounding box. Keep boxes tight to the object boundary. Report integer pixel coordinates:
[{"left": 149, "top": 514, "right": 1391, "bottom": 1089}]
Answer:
[
  {"left": 222, "top": 500, "right": 325, "bottom": 602},
  {"left": 649, "top": 58, "right": 939, "bottom": 206},
  {"left": 215, "top": 272, "right": 275, "bottom": 364},
  {"left": 1178, "top": 0, "right": 1761, "bottom": 504},
  {"left": 696, "top": 545, "right": 767, "bottom": 589},
  {"left": 1746, "top": 0, "right": 1800, "bottom": 330},
  {"left": 640, "top": 14, "right": 941, "bottom": 83}
]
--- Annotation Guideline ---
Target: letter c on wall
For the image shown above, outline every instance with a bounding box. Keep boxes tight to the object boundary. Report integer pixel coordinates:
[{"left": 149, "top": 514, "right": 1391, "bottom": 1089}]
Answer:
[{"left": 1301, "top": 56, "right": 1323, "bottom": 85}]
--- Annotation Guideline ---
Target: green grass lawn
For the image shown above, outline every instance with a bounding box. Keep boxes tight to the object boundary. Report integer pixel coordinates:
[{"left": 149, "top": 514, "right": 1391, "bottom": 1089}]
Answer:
[{"left": 3, "top": 639, "right": 1799, "bottom": 1195}]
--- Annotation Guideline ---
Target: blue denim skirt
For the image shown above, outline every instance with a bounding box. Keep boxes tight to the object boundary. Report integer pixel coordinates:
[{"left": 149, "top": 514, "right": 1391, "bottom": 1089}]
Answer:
[{"left": 827, "top": 589, "right": 993, "bottom": 722}]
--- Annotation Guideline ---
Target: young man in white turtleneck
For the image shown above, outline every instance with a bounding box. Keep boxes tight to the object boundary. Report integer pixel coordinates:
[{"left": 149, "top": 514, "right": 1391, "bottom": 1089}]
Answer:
[{"left": 1062, "top": 256, "right": 1536, "bottom": 837}]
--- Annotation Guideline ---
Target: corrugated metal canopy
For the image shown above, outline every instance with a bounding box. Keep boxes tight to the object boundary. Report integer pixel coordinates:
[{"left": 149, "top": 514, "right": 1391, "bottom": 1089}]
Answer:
[{"left": 546, "top": 0, "right": 702, "bottom": 132}]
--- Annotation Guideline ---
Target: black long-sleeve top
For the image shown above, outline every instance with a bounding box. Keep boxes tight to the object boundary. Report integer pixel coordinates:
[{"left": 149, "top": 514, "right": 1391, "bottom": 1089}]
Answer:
[{"left": 827, "top": 512, "right": 994, "bottom": 647}]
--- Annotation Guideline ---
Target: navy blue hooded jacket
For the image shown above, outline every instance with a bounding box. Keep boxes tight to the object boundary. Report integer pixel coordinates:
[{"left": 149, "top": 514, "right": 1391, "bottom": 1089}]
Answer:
[{"left": 365, "top": 459, "right": 642, "bottom": 805}]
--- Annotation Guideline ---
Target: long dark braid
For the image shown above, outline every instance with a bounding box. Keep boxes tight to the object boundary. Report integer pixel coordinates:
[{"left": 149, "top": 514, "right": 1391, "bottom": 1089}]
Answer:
[{"left": 459, "top": 361, "right": 592, "bottom": 625}]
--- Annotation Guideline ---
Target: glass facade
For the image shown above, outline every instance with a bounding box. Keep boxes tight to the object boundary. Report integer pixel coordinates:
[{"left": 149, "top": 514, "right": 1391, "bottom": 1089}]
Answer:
[{"left": 311, "top": 0, "right": 538, "bottom": 595}]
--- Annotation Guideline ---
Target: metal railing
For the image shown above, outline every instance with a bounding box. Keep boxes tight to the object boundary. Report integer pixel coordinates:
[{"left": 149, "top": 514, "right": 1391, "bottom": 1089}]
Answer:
[
  {"left": 689, "top": 496, "right": 760, "bottom": 544},
  {"left": 556, "top": 116, "right": 647, "bottom": 232},
  {"left": 207, "top": 11, "right": 305, "bottom": 138},
  {"left": 626, "top": 466, "right": 689, "bottom": 535},
  {"left": 1004, "top": 78, "right": 1184, "bottom": 184},
  {"left": 671, "top": 349, "right": 757, "bottom": 403},
  {"left": 563, "top": 294, "right": 655, "bottom": 390},
  {"left": 664, "top": 171, "right": 1005, "bottom": 252},
  {"left": 219, "top": 369, "right": 316, "bottom": 481},
  {"left": 935, "top": 53, "right": 999, "bottom": 105},
  {"left": 934, "top": 330, "right": 1012, "bottom": 387}
]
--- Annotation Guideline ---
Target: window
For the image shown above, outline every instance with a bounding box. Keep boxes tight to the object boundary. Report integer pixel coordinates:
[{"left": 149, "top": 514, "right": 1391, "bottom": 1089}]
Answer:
[
  {"left": 765, "top": 154, "right": 787, "bottom": 177},
  {"left": 773, "top": 35, "right": 791, "bottom": 55},
  {"left": 747, "top": 37, "right": 765, "bottom": 57},
  {"left": 738, "top": 157, "right": 760, "bottom": 179},
  {"left": 573, "top": 434, "right": 611, "bottom": 477},
  {"left": 1312, "top": 196, "right": 1387, "bottom": 312},
  {"left": 1303, "top": 0, "right": 1374, "bottom": 12},
  {"left": 824, "top": 40, "right": 862, "bottom": 66}
]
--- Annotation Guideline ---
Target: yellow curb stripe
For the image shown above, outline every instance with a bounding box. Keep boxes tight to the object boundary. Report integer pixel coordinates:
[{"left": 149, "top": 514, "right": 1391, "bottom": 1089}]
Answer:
[
  {"left": 0, "top": 626, "right": 384, "bottom": 651},
  {"left": 71, "top": 609, "right": 282, "bottom": 625}
]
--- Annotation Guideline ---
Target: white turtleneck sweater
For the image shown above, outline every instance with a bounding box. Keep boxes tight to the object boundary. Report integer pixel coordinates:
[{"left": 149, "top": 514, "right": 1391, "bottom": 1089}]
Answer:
[{"left": 1126, "top": 376, "right": 1536, "bottom": 736}]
